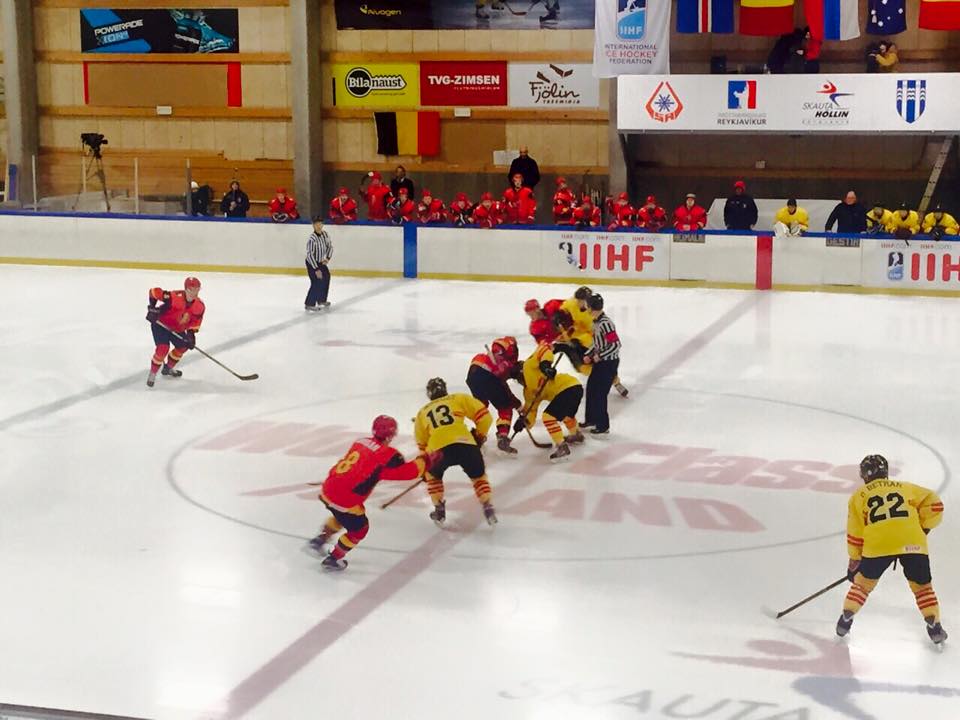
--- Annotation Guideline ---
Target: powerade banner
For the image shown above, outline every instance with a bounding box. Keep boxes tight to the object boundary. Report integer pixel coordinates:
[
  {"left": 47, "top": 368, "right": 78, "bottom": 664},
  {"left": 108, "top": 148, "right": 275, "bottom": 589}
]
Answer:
[
  {"left": 334, "top": 0, "right": 594, "bottom": 29},
  {"left": 80, "top": 9, "right": 239, "bottom": 53}
]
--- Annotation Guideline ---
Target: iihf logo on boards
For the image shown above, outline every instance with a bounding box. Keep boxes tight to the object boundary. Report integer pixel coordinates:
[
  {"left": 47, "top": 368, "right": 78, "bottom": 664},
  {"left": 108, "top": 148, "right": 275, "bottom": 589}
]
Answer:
[
  {"left": 888, "top": 251, "right": 904, "bottom": 281},
  {"left": 617, "top": 0, "right": 647, "bottom": 40}
]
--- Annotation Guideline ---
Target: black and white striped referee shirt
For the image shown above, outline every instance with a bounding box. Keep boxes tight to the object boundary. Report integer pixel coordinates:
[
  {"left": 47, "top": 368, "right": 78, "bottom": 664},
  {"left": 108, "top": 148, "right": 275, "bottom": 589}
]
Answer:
[
  {"left": 592, "top": 313, "right": 621, "bottom": 361},
  {"left": 306, "top": 229, "right": 332, "bottom": 269}
]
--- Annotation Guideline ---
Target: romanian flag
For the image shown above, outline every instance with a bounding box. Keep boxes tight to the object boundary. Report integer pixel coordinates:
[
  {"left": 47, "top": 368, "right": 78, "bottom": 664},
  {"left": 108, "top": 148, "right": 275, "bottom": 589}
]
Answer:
[
  {"left": 677, "top": 0, "right": 735, "bottom": 32},
  {"left": 374, "top": 111, "right": 441, "bottom": 157},
  {"left": 919, "top": 0, "right": 960, "bottom": 28},
  {"left": 740, "top": 0, "right": 795, "bottom": 35},
  {"left": 804, "top": 0, "right": 860, "bottom": 39}
]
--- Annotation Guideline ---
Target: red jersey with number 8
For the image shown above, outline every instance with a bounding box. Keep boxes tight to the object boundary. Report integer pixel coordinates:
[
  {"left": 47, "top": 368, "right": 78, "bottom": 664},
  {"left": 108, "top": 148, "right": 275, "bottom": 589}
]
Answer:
[{"left": 321, "top": 437, "right": 425, "bottom": 510}]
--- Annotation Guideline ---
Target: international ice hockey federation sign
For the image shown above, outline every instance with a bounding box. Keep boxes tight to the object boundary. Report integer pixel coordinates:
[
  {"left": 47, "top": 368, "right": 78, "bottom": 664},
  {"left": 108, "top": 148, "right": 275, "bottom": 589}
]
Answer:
[
  {"left": 897, "top": 80, "right": 926, "bottom": 124},
  {"left": 594, "top": 0, "right": 671, "bottom": 77}
]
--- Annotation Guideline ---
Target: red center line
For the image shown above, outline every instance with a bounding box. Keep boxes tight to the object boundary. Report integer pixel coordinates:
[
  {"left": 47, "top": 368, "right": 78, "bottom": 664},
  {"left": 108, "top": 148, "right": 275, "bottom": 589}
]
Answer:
[{"left": 200, "top": 293, "right": 758, "bottom": 719}]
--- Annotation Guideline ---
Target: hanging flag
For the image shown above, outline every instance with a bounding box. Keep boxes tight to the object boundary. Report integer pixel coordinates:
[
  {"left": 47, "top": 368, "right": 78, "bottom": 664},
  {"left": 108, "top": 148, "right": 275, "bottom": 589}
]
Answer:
[
  {"left": 374, "top": 111, "right": 441, "bottom": 157},
  {"left": 919, "top": 0, "right": 960, "bottom": 29},
  {"left": 740, "top": 0, "right": 795, "bottom": 35},
  {"left": 804, "top": 0, "right": 860, "bottom": 40},
  {"left": 593, "top": 0, "right": 671, "bottom": 77},
  {"left": 677, "top": 0, "right": 734, "bottom": 32},
  {"left": 866, "top": 0, "right": 906, "bottom": 33}
]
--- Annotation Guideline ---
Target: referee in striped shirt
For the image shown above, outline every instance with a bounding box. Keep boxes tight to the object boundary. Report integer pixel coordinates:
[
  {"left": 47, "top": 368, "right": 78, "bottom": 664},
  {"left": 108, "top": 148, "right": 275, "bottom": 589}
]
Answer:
[
  {"left": 305, "top": 216, "right": 333, "bottom": 311},
  {"left": 582, "top": 293, "right": 621, "bottom": 435}
]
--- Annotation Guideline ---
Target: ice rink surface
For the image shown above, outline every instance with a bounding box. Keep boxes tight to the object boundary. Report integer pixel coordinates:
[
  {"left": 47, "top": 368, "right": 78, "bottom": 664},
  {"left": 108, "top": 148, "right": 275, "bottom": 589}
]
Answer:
[{"left": 1, "top": 264, "right": 958, "bottom": 720}]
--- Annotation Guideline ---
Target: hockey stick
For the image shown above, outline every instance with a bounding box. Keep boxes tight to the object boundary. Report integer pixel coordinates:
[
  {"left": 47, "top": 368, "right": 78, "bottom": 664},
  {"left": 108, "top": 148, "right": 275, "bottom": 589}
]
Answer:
[
  {"left": 511, "top": 355, "right": 562, "bottom": 448},
  {"left": 380, "top": 478, "right": 424, "bottom": 510},
  {"left": 774, "top": 577, "right": 847, "bottom": 619},
  {"left": 156, "top": 321, "right": 259, "bottom": 381},
  {"left": 502, "top": 0, "right": 543, "bottom": 16}
]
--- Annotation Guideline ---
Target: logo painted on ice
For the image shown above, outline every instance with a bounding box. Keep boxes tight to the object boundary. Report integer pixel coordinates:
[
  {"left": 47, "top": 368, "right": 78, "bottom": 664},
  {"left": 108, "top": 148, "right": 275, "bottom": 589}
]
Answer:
[
  {"left": 727, "top": 80, "right": 757, "bottom": 110},
  {"left": 617, "top": 0, "right": 647, "bottom": 40},
  {"left": 896, "top": 79, "right": 926, "bottom": 124},
  {"left": 888, "top": 251, "right": 904, "bottom": 281},
  {"left": 645, "top": 81, "right": 683, "bottom": 123}
]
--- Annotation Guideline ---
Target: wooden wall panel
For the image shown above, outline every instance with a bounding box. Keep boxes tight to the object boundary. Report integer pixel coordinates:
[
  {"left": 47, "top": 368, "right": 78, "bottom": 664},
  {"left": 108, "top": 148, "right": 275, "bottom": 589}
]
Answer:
[
  {"left": 241, "top": 64, "right": 290, "bottom": 107},
  {"left": 439, "top": 121, "right": 505, "bottom": 166},
  {"left": 87, "top": 64, "right": 227, "bottom": 107}
]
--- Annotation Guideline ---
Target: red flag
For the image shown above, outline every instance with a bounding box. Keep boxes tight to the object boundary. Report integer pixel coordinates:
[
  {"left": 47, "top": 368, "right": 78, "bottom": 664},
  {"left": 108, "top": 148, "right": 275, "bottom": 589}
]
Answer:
[
  {"left": 919, "top": 0, "right": 960, "bottom": 28},
  {"left": 740, "top": 0, "right": 795, "bottom": 35}
]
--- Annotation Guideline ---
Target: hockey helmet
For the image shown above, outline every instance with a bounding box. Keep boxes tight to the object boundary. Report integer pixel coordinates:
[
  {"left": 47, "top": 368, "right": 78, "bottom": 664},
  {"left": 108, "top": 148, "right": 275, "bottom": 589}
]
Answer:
[
  {"left": 587, "top": 294, "right": 604, "bottom": 311},
  {"left": 422, "top": 189, "right": 433, "bottom": 198},
  {"left": 398, "top": 187, "right": 409, "bottom": 196},
  {"left": 555, "top": 177, "right": 567, "bottom": 186},
  {"left": 617, "top": 192, "right": 629, "bottom": 202},
  {"left": 646, "top": 195, "right": 657, "bottom": 205},
  {"left": 338, "top": 187, "right": 349, "bottom": 196},
  {"left": 859, "top": 455, "right": 889, "bottom": 482},
  {"left": 184, "top": 276, "right": 201, "bottom": 291},
  {"left": 372, "top": 415, "right": 398, "bottom": 441},
  {"left": 426, "top": 377, "right": 448, "bottom": 400},
  {"left": 481, "top": 192, "right": 494, "bottom": 202},
  {"left": 368, "top": 171, "right": 382, "bottom": 181},
  {"left": 574, "top": 285, "right": 593, "bottom": 301},
  {"left": 524, "top": 298, "right": 541, "bottom": 313},
  {"left": 492, "top": 336, "right": 519, "bottom": 361}
]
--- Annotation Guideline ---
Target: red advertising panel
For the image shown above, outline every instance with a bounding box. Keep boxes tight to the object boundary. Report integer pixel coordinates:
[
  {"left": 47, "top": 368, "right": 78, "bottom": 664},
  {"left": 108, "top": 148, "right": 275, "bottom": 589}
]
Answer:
[{"left": 420, "top": 61, "right": 508, "bottom": 106}]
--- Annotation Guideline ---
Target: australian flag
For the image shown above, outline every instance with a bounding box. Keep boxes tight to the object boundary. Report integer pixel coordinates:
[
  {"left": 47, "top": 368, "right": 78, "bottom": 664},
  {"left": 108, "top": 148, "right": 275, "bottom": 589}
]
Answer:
[
  {"left": 867, "top": 0, "right": 907, "bottom": 34},
  {"left": 677, "top": 0, "right": 734, "bottom": 32},
  {"left": 896, "top": 80, "right": 926, "bottom": 124}
]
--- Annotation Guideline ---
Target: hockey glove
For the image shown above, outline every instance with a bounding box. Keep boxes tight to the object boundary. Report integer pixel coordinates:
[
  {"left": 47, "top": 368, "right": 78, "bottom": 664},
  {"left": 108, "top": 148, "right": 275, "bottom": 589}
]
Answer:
[
  {"left": 539, "top": 360, "right": 557, "bottom": 380},
  {"left": 146, "top": 307, "right": 160, "bottom": 323},
  {"left": 183, "top": 330, "right": 197, "bottom": 349},
  {"left": 513, "top": 416, "right": 528, "bottom": 433},
  {"left": 846, "top": 559, "right": 860, "bottom": 582}
]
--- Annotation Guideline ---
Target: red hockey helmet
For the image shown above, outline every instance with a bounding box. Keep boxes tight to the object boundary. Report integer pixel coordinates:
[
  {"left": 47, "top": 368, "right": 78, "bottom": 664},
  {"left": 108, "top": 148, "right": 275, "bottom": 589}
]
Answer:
[
  {"left": 524, "top": 298, "right": 541, "bottom": 313},
  {"left": 338, "top": 186, "right": 349, "bottom": 196},
  {"left": 530, "top": 319, "right": 553, "bottom": 342},
  {"left": 492, "top": 336, "right": 519, "bottom": 361},
  {"left": 617, "top": 192, "right": 629, "bottom": 202},
  {"left": 372, "top": 415, "right": 398, "bottom": 441},
  {"left": 455, "top": 192, "right": 469, "bottom": 203},
  {"left": 481, "top": 192, "right": 494, "bottom": 202},
  {"left": 422, "top": 188, "right": 432, "bottom": 198},
  {"left": 369, "top": 171, "right": 382, "bottom": 181},
  {"left": 555, "top": 176, "right": 567, "bottom": 186},
  {"left": 184, "top": 276, "right": 201, "bottom": 290},
  {"left": 276, "top": 187, "right": 287, "bottom": 194},
  {"left": 646, "top": 194, "right": 657, "bottom": 205}
]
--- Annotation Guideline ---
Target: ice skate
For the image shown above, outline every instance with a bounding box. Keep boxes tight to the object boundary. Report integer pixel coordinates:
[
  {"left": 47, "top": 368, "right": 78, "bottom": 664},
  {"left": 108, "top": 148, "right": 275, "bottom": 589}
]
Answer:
[
  {"left": 320, "top": 301, "right": 332, "bottom": 309},
  {"left": 566, "top": 430, "right": 585, "bottom": 444},
  {"left": 476, "top": 4, "right": 490, "bottom": 18},
  {"left": 161, "top": 365, "right": 182, "bottom": 378},
  {"left": 614, "top": 381, "right": 629, "bottom": 397},
  {"left": 540, "top": 2, "right": 559, "bottom": 22},
  {"left": 430, "top": 500, "right": 447, "bottom": 528},
  {"left": 305, "top": 305, "right": 322, "bottom": 312},
  {"left": 589, "top": 427, "right": 610, "bottom": 437},
  {"left": 496, "top": 434, "right": 518, "bottom": 455},
  {"left": 321, "top": 554, "right": 348, "bottom": 572},
  {"left": 926, "top": 618, "right": 948, "bottom": 645},
  {"left": 306, "top": 531, "right": 333, "bottom": 555},
  {"left": 549, "top": 441, "right": 571, "bottom": 461},
  {"left": 483, "top": 503, "right": 498, "bottom": 526},
  {"left": 836, "top": 611, "right": 854, "bottom": 637},
  {"left": 146, "top": 372, "right": 156, "bottom": 388}
]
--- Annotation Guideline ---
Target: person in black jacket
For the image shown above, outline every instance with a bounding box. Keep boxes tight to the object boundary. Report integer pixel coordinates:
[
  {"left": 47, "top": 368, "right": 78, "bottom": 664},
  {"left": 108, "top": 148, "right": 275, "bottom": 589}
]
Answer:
[
  {"left": 220, "top": 179, "right": 250, "bottom": 218},
  {"left": 507, "top": 146, "right": 541, "bottom": 190},
  {"left": 723, "top": 180, "right": 758, "bottom": 231},
  {"left": 390, "top": 165, "right": 415, "bottom": 198},
  {"left": 825, "top": 190, "right": 868, "bottom": 233}
]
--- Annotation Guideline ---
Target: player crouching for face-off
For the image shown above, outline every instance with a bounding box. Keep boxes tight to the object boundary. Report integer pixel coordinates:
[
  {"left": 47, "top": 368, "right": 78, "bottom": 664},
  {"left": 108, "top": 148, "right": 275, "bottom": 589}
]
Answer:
[
  {"left": 838, "top": 454, "right": 947, "bottom": 644},
  {"left": 415, "top": 378, "right": 497, "bottom": 527},
  {"left": 466, "top": 337, "right": 523, "bottom": 456},
  {"left": 145, "top": 276, "right": 204, "bottom": 387},
  {"left": 309, "top": 415, "right": 438, "bottom": 571}
]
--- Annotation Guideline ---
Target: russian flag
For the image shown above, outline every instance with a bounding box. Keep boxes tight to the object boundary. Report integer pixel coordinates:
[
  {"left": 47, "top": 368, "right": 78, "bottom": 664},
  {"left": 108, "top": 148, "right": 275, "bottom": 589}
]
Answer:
[
  {"left": 677, "top": 0, "right": 735, "bottom": 32},
  {"left": 804, "top": 0, "right": 860, "bottom": 40},
  {"left": 740, "top": 0, "right": 795, "bottom": 36},
  {"left": 919, "top": 0, "right": 960, "bottom": 29}
]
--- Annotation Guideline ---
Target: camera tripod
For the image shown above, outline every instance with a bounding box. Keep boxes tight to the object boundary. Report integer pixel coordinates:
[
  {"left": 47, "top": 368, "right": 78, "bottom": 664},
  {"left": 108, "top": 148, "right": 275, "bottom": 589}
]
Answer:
[{"left": 73, "top": 144, "right": 111, "bottom": 212}]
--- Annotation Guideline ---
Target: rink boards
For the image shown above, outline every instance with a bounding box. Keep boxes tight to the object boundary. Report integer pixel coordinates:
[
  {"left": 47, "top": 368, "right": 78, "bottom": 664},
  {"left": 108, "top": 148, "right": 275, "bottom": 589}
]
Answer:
[{"left": 1, "top": 212, "right": 959, "bottom": 295}]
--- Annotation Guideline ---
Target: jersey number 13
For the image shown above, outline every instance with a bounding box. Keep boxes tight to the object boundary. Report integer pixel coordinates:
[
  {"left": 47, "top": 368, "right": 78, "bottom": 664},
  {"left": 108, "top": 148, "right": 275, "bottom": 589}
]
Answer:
[{"left": 427, "top": 405, "right": 454, "bottom": 429}]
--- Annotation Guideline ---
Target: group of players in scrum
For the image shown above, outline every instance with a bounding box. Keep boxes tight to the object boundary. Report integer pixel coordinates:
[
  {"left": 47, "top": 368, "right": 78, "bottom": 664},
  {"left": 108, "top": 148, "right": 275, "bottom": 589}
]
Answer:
[{"left": 142, "top": 278, "right": 948, "bottom": 645}]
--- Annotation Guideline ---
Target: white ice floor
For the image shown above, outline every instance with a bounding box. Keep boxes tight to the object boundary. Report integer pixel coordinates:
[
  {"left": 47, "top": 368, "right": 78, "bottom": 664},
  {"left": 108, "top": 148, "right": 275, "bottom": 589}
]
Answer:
[{"left": 1, "top": 265, "right": 958, "bottom": 720}]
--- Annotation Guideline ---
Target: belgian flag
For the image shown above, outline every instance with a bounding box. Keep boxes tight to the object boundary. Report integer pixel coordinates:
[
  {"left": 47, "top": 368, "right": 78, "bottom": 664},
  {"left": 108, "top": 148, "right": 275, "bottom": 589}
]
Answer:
[{"left": 374, "top": 111, "right": 441, "bottom": 157}]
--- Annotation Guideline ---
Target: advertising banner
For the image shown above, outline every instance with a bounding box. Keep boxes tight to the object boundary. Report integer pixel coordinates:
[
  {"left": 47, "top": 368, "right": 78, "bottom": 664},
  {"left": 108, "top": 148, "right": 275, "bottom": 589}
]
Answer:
[
  {"left": 593, "top": 0, "right": 672, "bottom": 77},
  {"left": 861, "top": 239, "right": 960, "bottom": 290},
  {"left": 80, "top": 8, "right": 238, "bottom": 53},
  {"left": 331, "top": 63, "right": 420, "bottom": 108},
  {"left": 334, "top": 1, "right": 594, "bottom": 29},
  {"left": 508, "top": 63, "right": 600, "bottom": 108},
  {"left": 618, "top": 73, "right": 960, "bottom": 133},
  {"left": 420, "top": 61, "right": 508, "bottom": 106}
]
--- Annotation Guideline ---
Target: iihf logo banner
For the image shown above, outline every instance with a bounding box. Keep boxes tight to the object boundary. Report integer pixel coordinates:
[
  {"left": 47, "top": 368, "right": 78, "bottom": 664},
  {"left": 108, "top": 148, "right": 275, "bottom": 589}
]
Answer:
[{"left": 593, "top": 0, "right": 671, "bottom": 77}]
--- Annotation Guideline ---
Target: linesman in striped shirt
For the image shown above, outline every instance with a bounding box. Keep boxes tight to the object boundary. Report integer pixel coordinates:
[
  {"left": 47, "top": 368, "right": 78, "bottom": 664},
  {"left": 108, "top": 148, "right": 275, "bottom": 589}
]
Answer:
[
  {"left": 305, "top": 216, "right": 333, "bottom": 311},
  {"left": 582, "top": 294, "right": 621, "bottom": 435}
]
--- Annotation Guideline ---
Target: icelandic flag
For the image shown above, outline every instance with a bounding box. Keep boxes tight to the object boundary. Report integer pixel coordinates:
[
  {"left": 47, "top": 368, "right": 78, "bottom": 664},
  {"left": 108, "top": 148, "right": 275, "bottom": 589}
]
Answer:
[
  {"left": 896, "top": 80, "right": 926, "bottom": 124},
  {"left": 919, "top": 0, "right": 960, "bottom": 29},
  {"left": 804, "top": 0, "right": 860, "bottom": 40},
  {"left": 867, "top": 0, "right": 907, "bottom": 34},
  {"left": 677, "top": 0, "right": 734, "bottom": 32}
]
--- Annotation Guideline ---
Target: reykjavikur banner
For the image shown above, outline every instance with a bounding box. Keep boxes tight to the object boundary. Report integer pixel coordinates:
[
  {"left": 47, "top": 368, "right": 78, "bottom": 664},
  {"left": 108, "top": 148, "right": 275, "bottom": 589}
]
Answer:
[
  {"left": 593, "top": 0, "right": 671, "bottom": 78},
  {"left": 80, "top": 8, "right": 238, "bottom": 53}
]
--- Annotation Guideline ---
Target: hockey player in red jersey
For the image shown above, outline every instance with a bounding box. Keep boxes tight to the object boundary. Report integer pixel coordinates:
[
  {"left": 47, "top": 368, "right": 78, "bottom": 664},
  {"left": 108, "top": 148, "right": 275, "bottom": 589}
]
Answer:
[
  {"left": 360, "top": 171, "right": 392, "bottom": 221},
  {"left": 418, "top": 189, "right": 446, "bottom": 224},
  {"left": 502, "top": 174, "right": 522, "bottom": 224},
  {"left": 607, "top": 192, "right": 636, "bottom": 231},
  {"left": 466, "top": 337, "right": 522, "bottom": 455},
  {"left": 637, "top": 195, "right": 668, "bottom": 231},
  {"left": 472, "top": 192, "right": 502, "bottom": 229},
  {"left": 572, "top": 195, "right": 602, "bottom": 228},
  {"left": 553, "top": 177, "right": 576, "bottom": 225},
  {"left": 387, "top": 186, "right": 417, "bottom": 224},
  {"left": 145, "top": 276, "right": 205, "bottom": 387},
  {"left": 524, "top": 298, "right": 563, "bottom": 345},
  {"left": 328, "top": 187, "right": 358, "bottom": 224},
  {"left": 309, "top": 415, "right": 436, "bottom": 571},
  {"left": 449, "top": 192, "right": 473, "bottom": 227},
  {"left": 516, "top": 185, "right": 537, "bottom": 225},
  {"left": 673, "top": 193, "right": 707, "bottom": 232}
]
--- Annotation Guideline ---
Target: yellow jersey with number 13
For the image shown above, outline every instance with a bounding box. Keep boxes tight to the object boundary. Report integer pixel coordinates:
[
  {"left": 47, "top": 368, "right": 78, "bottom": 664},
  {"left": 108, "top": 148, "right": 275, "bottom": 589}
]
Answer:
[
  {"left": 846, "top": 479, "right": 943, "bottom": 559},
  {"left": 414, "top": 393, "right": 492, "bottom": 452}
]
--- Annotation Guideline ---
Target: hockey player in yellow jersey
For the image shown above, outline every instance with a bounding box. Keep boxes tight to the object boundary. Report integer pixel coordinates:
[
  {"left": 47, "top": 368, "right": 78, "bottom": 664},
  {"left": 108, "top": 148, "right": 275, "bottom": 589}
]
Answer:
[
  {"left": 515, "top": 340, "right": 584, "bottom": 461},
  {"left": 414, "top": 377, "right": 497, "bottom": 526},
  {"left": 838, "top": 454, "right": 946, "bottom": 644},
  {"left": 557, "top": 286, "right": 628, "bottom": 397}
]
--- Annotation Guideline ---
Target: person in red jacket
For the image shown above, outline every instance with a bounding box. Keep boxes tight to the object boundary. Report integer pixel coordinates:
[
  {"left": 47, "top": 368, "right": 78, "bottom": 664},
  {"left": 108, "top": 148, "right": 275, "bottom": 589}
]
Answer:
[
  {"left": 636, "top": 195, "right": 668, "bottom": 231},
  {"left": 449, "top": 192, "right": 473, "bottom": 227},
  {"left": 673, "top": 193, "right": 708, "bottom": 232},
  {"left": 268, "top": 187, "right": 299, "bottom": 223},
  {"left": 360, "top": 171, "right": 392, "bottom": 221},
  {"left": 607, "top": 192, "right": 636, "bottom": 231},
  {"left": 308, "top": 415, "right": 437, "bottom": 571},
  {"left": 516, "top": 185, "right": 537, "bottom": 225},
  {"left": 472, "top": 192, "right": 502, "bottom": 229},
  {"left": 418, "top": 189, "right": 446, "bottom": 224},
  {"left": 145, "top": 276, "right": 205, "bottom": 388},
  {"left": 573, "top": 195, "right": 601, "bottom": 228},
  {"left": 502, "top": 173, "right": 523, "bottom": 224},
  {"left": 387, "top": 186, "right": 417, "bottom": 224},
  {"left": 328, "top": 187, "right": 358, "bottom": 224},
  {"left": 553, "top": 177, "right": 576, "bottom": 225}
]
